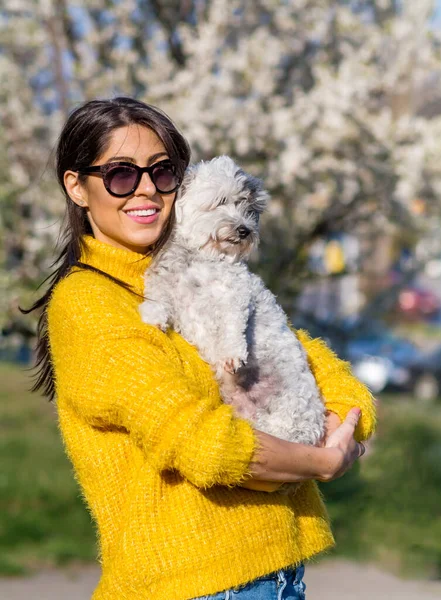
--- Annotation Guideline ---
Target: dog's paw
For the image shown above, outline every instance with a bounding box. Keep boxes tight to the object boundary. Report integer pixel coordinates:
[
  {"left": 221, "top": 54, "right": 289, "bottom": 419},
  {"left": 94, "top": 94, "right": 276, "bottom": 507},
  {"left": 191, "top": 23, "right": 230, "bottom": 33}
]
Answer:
[
  {"left": 222, "top": 358, "right": 246, "bottom": 374},
  {"left": 139, "top": 301, "right": 169, "bottom": 331}
]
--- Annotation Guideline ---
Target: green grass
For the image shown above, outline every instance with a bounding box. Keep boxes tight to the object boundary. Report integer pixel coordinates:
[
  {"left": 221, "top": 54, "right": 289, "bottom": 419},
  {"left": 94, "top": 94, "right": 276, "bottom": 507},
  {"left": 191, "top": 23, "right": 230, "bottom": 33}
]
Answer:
[
  {"left": 321, "top": 395, "right": 441, "bottom": 579},
  {"left": 2, "top": 363, "right": 441, "bottom": 578},
  {"left": 0, "top": 363, "right": 96, "bottom": 575}
]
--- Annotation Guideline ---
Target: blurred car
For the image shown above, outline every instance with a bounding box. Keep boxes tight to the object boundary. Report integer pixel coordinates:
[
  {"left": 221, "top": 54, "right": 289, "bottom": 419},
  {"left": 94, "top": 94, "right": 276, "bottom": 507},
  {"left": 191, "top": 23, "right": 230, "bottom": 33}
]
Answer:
[
  {"left": 396, "top": 286, "right": 441, "bottom": 319},
  {"left": 352, "top": 356, "right": 391, "bottom": 394},
  {"left": 345, "top": 332, "right": 422, "bottom": 394},
  {"left": 291, "top": 313, "right": 427, "bottom": 395},
  {"left": 403, "top": 346, "right": 441, "bottom": 403},
  {"left": 346, "top": 331, "right": 421, "bottom": 367}
]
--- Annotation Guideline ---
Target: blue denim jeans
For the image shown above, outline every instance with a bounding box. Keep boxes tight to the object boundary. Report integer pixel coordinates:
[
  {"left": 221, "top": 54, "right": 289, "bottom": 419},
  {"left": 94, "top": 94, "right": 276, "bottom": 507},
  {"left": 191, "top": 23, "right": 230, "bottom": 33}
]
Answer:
[{"left": 193, "top": 564, "right": 306, "bottom": 600}]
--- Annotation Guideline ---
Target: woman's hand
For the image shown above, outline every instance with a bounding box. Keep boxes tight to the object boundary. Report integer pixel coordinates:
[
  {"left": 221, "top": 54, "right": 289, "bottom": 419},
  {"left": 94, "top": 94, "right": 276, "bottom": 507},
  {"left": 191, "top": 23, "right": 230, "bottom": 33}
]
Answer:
[
  {"left": 241, "top": 411, "right": 349, "bottom": 491},
  {"left": 237, "top": 403, "right": 364, "bottom": 491},
  {"left": 317, "top": 407, "right": 365, "bottom": 482}
]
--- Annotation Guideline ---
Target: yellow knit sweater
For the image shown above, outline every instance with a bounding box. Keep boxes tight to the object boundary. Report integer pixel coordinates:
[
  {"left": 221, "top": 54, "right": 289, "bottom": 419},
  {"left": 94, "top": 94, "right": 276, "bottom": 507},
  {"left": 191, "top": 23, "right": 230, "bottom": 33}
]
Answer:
[{"left": 47, "top": 235, "right": 376, "bottom": 600}]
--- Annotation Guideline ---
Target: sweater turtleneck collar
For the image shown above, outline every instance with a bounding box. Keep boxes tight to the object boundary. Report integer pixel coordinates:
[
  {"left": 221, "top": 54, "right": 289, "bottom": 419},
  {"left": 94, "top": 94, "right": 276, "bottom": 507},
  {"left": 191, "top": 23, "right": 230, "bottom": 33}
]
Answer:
[{"left": 79, "top": 235, "right": 152, "bottom": 295}]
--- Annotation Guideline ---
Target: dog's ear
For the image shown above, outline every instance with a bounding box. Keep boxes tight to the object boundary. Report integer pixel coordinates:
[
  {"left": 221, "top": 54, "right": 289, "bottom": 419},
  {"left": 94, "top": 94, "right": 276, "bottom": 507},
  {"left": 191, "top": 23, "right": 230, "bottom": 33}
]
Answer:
[
  {"left": 175, "top": 164, "right": 198, "bottom": 224},
  {"left": 237, "top": 169, "right": 270, "bottom": 214},
  {"left": 255, "top": 189, "right": 270, "bottom": 214},
  {"left": 174, "top": 194, "right": 184, "bottom": 224}
]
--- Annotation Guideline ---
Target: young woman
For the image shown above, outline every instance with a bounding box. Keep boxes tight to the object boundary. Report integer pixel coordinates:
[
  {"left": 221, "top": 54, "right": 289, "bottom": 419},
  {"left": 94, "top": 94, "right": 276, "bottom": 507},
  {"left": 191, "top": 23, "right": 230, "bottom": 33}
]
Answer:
[{"left": 26, "top": 97, "right": 376, "bottom": 600}]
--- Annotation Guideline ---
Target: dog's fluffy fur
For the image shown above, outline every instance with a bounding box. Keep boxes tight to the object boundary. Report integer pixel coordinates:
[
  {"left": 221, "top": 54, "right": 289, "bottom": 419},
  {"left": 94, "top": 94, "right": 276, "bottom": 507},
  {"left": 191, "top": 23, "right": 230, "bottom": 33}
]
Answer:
[{"left": 140, "top": 156, "right": 325, "bottom": 446}]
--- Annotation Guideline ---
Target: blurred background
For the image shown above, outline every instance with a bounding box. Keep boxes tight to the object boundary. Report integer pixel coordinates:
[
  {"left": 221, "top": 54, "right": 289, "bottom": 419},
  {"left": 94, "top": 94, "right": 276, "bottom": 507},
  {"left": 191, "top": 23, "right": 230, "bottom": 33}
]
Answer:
[{"left": 2, "top": 0, "right": 441, "bottom": 597}]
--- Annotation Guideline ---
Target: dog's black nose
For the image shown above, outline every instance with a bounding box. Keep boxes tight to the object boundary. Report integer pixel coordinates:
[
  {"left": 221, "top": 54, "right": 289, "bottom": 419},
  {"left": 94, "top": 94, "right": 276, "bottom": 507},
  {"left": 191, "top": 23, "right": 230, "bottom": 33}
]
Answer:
[{"left": 237, "top": 226, "right": 251, "bottom": 239}]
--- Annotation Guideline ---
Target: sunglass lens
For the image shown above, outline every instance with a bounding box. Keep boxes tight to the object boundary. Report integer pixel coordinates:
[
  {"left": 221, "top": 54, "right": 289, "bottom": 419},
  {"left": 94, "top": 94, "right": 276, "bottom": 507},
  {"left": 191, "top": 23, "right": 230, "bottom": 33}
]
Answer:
[
  {"left": 152, "top": 163, "right": 179, "bottom": 193},
  {"left": 106, "top": 166, "right": 138, "bottom": 196}
]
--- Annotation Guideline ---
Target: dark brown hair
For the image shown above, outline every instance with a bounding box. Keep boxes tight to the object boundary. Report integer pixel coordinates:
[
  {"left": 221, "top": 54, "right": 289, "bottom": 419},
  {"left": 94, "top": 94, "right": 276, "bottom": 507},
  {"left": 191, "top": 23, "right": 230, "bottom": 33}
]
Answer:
[{"left": 22, "top": 97, "right": 191, "bottom": 400}]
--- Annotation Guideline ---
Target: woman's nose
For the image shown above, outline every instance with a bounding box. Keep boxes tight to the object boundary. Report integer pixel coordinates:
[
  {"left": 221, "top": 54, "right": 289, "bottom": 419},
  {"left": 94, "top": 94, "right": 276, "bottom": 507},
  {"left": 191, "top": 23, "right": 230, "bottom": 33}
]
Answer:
[{"left": 136, "top": 172, "right": 157, "bottom": 196}]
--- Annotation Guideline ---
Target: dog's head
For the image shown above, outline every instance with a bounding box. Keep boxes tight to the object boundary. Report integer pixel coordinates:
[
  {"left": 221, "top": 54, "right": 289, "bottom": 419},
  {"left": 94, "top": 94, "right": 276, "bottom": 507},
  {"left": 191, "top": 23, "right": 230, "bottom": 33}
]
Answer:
[{"left": 174, "top": 156, "right": 269, "bottom": 261}]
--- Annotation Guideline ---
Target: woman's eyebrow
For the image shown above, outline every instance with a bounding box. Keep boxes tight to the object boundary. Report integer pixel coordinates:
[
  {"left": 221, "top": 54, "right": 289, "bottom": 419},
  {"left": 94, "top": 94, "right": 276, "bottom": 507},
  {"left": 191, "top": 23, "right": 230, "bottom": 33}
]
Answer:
[
  {"left": 147, "top": 152, "right": 169, "bottom": 165},
  {"left": 105, "top": 152, "right": 169, "bottom": 165},
  {"left": 106, "top": 155, "right": 135, "bottom": 163}
]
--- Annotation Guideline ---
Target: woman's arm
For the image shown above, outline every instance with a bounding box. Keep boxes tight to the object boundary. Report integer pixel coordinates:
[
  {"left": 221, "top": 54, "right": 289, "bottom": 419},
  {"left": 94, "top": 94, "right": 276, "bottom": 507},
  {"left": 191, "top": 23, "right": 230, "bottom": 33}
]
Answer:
[
  {"left": 48, "top": 275, "right": 258, "bottom": 490},
  {"left": 240, "top": 408, "right": 362, "bottom": 491}
]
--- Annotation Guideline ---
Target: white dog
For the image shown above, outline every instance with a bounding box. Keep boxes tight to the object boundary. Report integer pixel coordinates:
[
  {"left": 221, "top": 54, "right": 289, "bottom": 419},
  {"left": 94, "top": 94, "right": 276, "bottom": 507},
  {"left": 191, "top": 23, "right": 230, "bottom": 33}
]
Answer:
[{"left": 140, "top": 156, "right": 325, "bottom": 447}]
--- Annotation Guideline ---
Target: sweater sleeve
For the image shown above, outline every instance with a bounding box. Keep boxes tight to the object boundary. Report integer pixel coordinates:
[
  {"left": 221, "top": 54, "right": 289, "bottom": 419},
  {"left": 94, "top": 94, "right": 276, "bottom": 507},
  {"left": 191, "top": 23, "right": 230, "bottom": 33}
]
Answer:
[
  {"left": 48, "top": 276, "right": 258, "bottom": 489},
  {"left": 296, "top": 329, "right": 377, "bottom": 442}
]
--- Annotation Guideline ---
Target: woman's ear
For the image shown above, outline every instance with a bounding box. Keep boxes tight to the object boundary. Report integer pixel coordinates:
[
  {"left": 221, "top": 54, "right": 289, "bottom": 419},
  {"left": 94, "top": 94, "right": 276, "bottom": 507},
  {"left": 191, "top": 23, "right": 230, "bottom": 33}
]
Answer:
[{"left": 64, "top": 170, "right": 89, "bottom": 207}]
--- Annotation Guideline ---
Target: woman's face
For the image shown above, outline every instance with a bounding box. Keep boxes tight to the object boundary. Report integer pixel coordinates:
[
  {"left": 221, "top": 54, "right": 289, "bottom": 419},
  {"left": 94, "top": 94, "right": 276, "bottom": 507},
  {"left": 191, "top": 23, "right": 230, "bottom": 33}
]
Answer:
[{"left": 64, "top": 124, "right": 177, "bottom": 254}]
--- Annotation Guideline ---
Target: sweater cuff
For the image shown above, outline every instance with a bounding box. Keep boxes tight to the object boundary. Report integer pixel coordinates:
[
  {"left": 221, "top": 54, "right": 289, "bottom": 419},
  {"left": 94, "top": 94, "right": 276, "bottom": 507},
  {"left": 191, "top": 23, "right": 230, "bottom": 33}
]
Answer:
[
  {"left": 168, "top": 403, "right": 261, "bottom": 489},
  {"left": 221, "top": 418, "right": 261, "bottom": 488}
]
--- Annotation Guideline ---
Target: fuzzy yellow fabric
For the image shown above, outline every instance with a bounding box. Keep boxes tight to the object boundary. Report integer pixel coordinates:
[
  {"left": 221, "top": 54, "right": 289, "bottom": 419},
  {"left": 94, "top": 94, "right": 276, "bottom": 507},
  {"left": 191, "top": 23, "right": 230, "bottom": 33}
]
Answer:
[{"left": 47, "top": 235, "right": 376, "bottom": 600}]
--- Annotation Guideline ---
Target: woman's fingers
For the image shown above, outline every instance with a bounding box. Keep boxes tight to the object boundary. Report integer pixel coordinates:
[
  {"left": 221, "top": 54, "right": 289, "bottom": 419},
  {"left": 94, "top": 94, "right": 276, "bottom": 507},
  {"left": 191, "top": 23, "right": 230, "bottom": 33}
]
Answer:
[
  {"left": 343, "top": 407, "right": 361, "bottom": 429},
  {"left": 324, "top": 407, "right": 361, "bottom": 449},
  {"left": 319, "top": 408, "right": 365, "bottom": 481}
]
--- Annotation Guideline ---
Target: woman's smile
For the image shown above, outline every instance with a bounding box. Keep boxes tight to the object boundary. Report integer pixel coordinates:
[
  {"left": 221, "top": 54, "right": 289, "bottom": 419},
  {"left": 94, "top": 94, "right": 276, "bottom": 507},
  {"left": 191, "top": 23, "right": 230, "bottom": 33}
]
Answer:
[{"left": 124, "top": 204, "right": 162, "bottom": 224}]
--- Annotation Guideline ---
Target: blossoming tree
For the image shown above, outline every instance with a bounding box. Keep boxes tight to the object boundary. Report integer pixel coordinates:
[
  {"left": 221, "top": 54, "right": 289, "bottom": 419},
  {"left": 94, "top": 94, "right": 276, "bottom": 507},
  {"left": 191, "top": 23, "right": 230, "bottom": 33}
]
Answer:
[{"left": 1, "top": 0, "right": 441, "bottom": 335}]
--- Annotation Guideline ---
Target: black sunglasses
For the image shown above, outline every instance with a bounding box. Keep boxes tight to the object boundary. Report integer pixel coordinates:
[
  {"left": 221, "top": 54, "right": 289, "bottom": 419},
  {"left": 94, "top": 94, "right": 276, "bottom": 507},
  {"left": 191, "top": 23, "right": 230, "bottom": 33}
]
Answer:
[{"left": 77, "top": 159, "right": 181, "bottom": 197}]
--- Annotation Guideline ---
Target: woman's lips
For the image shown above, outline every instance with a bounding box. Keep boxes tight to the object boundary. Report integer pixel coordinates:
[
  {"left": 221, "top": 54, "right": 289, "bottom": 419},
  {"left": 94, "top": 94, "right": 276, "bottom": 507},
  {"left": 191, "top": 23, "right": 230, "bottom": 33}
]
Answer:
[{"left": 125, "top": 208, "right": 160, "bottom": 224}]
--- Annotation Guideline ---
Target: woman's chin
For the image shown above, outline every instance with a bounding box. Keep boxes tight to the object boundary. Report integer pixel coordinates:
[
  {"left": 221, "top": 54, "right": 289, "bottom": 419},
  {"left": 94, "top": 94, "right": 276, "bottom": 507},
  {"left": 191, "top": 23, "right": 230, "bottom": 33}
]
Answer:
[{"left": 122, "top": 227, "right": 163, "bottom": 253}]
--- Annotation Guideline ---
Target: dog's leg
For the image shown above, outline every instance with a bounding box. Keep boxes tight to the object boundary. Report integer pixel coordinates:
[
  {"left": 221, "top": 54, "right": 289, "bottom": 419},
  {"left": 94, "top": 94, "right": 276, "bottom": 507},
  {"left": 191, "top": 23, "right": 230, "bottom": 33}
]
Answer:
[
  {"left": 248, "top": 272, "right": 326, "bottom": 445},
  {"left": 175, "top": 261, "right": 252, "bottom": 380}
]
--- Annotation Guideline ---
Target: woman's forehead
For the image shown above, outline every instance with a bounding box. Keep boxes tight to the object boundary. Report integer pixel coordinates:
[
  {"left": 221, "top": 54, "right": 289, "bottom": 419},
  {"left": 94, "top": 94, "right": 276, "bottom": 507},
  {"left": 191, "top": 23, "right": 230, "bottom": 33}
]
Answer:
[{"left": 99, "top": 124, "right": 167, "bottom": 163}]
